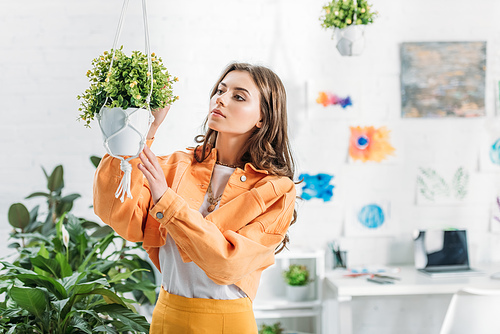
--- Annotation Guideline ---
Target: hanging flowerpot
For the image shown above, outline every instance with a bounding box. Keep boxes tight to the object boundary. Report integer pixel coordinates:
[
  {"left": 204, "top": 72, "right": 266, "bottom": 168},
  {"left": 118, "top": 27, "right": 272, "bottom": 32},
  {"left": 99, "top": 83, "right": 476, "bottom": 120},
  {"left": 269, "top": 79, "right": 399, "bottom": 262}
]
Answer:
[
  {"left": 320, "top": 0, "right": 378, "bottom": 57},
  {"left": 98, "top": 107, "right": 152, "bottom": 156},
  {"left": 77, "top": 0, "right": 178, "bottom": 202},
  {"left": 335, "top": 25, "right": 366, "bottom": 56}
]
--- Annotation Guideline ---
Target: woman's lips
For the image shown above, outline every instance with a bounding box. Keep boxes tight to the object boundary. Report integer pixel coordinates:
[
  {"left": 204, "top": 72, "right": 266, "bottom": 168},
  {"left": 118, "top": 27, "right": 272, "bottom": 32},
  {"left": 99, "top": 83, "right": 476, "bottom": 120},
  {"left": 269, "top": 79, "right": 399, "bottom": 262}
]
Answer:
[{"left": 210, "top": 109, "right": 225, "bottom": 117}]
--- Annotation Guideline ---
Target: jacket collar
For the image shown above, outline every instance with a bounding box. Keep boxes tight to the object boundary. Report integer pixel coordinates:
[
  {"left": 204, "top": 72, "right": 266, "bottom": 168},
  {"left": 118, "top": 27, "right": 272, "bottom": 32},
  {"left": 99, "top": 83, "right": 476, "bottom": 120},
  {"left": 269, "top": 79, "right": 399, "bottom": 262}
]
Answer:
[{"left": 187, "top": 146, "right": 269, "bottom": 175}]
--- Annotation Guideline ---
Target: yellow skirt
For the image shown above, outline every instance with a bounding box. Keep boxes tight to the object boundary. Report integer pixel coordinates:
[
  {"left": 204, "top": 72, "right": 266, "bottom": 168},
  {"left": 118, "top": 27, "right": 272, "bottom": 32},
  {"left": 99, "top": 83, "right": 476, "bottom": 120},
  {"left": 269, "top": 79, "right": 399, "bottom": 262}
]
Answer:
[{"left": 150, "top": 289, "right": 258, "bottom": 334}]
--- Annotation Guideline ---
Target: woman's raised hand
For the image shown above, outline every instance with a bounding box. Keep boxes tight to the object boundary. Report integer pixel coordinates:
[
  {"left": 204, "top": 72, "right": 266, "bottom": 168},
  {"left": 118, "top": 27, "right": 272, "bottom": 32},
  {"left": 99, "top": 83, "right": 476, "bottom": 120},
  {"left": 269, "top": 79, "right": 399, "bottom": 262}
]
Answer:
[
  {"left": 147, "top": 105, "right": 171, "bottom": 140},
  {"left": 138, "top": 145, "right": 168, "bottom": 205}
]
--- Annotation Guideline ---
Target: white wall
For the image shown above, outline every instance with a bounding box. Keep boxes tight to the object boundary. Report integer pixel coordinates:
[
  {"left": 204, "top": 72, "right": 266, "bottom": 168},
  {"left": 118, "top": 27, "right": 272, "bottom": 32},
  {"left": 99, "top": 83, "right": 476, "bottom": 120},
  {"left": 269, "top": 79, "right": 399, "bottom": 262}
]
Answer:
[{"left": 2, "top": 0, "right": 500, "bottom": 333}]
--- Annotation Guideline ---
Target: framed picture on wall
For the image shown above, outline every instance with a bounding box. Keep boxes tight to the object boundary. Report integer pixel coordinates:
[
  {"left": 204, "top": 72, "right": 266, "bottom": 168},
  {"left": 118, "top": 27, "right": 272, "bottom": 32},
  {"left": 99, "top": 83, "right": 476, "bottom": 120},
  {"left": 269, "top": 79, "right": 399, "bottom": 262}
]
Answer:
[{"left": 400, "top": 41, "right": 487, "bottom": 118}]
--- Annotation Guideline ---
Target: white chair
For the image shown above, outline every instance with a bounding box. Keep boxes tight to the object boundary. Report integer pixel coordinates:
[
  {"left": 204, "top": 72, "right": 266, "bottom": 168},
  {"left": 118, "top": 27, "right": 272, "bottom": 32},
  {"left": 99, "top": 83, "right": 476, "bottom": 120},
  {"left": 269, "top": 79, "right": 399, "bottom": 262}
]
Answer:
[{"left": 439, "top": 287, "right": 500, "bottom": 334}]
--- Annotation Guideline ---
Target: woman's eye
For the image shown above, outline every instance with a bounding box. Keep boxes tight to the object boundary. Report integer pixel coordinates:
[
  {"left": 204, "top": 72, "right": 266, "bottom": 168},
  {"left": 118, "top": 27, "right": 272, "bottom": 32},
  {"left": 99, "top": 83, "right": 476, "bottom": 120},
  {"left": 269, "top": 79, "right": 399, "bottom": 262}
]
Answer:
[
  {"left": 216, "top": 89, "right": 224, "bottom": 95},
  {"left": 234, "top": 94, "right": 245, "bottom": 101}
]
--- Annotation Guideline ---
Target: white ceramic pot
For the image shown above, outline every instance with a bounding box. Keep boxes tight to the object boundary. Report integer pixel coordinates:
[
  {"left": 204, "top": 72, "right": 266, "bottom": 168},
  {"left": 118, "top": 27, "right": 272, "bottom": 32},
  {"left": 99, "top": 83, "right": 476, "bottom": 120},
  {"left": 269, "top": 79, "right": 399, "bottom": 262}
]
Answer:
[
  {"left": 335, "top": 25, "right": 366, "bottom": 56},
  {"left": 286, "top": 285, "right": 310, "bottom": 302},
  {"left": 99, "top": 107, "right": 151, "bottom": 156}
]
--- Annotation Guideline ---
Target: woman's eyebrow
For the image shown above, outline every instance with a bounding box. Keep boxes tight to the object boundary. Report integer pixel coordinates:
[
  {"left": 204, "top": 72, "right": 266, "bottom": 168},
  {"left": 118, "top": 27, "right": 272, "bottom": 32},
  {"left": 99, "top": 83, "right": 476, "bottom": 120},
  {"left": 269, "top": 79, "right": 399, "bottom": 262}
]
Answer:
[{"left": 220, "top": 82, "right": 251, "bottom": 96}]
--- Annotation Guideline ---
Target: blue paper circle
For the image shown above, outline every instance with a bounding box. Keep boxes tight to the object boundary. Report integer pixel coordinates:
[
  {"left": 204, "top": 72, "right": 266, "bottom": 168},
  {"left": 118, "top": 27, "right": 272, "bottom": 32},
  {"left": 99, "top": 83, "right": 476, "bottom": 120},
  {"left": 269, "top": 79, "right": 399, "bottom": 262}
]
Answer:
[{"left": 357, "top": 204, "right": 385, "bottom": 229}]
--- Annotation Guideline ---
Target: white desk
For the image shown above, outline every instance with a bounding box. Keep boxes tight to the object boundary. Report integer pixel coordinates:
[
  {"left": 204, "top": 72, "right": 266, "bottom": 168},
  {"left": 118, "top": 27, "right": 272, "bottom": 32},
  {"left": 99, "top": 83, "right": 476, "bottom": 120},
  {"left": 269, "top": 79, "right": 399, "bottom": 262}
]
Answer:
[{"left": 324, "top": 265, "right": 500, "bottom": 334}]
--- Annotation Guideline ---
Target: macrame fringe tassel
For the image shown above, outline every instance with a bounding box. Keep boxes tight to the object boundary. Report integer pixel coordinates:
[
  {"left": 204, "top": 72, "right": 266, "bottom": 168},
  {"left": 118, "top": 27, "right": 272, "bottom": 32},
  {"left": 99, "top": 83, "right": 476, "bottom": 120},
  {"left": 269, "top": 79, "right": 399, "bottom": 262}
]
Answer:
[{"left": 115, "top": 160, "right": 133, "bottom": 202}]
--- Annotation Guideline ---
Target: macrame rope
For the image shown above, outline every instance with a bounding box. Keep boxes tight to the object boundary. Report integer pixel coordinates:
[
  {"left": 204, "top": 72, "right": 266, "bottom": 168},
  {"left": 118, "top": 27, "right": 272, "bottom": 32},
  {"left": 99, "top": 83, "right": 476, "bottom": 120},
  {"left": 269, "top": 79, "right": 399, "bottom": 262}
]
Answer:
[{"left": 97, "top": 0, "right": 155, "bottom": 202}]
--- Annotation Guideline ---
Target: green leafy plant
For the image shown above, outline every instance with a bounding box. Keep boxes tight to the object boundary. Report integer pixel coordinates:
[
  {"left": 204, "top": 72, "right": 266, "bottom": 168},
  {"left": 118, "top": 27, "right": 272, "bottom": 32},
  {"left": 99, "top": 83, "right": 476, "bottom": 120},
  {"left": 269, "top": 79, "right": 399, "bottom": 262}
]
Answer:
[
  {"left": 1, "top": 161, "right": 157, "bottom": 333},
  {"left": 283, "top": 264, "right": 311, "bottom": 286},
  {"left": 77, "top": 46, "right": 179, "bottom": 127},
  {"left": 258, "top": 322, "right": 285, "bottom": 334},
  {"left": 321, "top": 0, "right": 378, "bottom": 30}
]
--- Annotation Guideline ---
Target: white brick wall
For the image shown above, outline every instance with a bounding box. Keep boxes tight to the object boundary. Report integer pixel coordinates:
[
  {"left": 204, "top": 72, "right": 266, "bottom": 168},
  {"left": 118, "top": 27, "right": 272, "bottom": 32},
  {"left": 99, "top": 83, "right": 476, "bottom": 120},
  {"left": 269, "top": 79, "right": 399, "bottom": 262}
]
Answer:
[{"left": 2, "top": 0, "right": 500, "bottom": 333}]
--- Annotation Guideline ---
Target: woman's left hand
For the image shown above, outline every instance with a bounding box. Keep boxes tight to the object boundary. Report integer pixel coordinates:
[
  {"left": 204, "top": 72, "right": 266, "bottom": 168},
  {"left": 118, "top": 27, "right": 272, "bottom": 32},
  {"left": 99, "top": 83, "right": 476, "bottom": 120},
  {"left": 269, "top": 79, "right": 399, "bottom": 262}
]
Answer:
[{"left": 138, "top": 145, "right": 168, "bottom": 205}]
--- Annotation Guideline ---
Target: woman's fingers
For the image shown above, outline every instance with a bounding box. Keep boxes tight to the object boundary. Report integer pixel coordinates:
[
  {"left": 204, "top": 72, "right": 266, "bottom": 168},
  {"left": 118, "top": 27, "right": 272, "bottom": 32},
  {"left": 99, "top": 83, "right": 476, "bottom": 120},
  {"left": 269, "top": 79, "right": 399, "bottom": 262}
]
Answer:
[
  {"left": 143, "top": 145, "right": 163, "bottom": 172},
  {"left": 137, "top": 162, "right": 154, "bottom": 182},
  {"left": 139, "top": 152, "right": 156, "bottom": 176}
]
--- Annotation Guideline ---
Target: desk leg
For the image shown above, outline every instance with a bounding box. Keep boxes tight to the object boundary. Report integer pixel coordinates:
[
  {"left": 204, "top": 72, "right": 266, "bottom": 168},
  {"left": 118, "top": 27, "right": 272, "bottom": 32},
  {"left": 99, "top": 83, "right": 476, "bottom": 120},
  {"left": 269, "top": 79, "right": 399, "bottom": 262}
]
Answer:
[{"left": 338, "top": 295, "right": 353, "bottom": 334}]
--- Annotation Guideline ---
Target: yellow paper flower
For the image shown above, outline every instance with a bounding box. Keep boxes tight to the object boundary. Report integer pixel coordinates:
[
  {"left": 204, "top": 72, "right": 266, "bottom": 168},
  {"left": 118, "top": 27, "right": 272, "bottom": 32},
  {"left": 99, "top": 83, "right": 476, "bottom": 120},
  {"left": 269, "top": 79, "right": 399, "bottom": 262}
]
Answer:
[{"left": 349, "top": 126, "right": 395, "bottom": 162}]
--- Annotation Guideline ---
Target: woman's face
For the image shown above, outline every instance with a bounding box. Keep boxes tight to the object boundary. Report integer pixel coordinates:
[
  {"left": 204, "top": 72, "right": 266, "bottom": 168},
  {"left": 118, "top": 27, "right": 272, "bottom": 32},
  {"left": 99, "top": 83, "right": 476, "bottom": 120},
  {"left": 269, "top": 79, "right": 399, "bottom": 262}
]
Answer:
[{"left": 207, "top": 70, "right": 262, "bottom": 136}]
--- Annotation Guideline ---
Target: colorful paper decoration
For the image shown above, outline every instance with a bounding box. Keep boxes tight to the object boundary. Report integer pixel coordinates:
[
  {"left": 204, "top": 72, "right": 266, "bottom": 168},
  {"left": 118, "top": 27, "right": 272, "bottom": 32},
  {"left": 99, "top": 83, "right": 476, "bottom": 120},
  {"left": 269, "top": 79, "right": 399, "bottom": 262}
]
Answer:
[
  {"left": 490, "top": 138, "right": 500, "bottom": 165},
  {"left": 416, "top": 167, "right": 469, "bottom": 204},
  {"left": 298, "top": 173, "right": 334, "bottom": 202},
  {"left": 357, "top": 204, "right": 385, "bottom": 229},
  {"left": 316, "top": 91, "right": 352, "bottom": 108},
  {"left": 349, "top": 126, "right": 395, "bottom": 162}
]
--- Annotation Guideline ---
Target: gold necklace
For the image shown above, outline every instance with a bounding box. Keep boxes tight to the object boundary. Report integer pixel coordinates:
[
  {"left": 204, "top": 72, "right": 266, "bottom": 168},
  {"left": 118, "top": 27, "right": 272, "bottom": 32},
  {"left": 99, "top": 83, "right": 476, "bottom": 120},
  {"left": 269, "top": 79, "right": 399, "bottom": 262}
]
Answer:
[
  {"left": 207, "top": 180, "right": 223, "bottom": 213},
  {"left": 216, "top": 160, "right": 242, "bottom": 169}
]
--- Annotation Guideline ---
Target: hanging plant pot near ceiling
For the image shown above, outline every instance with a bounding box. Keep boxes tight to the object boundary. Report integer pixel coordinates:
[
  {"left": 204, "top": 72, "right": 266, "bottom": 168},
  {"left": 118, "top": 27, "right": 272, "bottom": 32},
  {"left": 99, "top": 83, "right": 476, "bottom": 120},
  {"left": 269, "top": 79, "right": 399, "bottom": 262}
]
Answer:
[
  {"left": 320, "top": 0, "right": 378, "bottom": 57},
  {"left": 77, "top": 0, "right": 178, "bottom": 202},
  {"left": 335, "top": 24, "right": 366, "bottom": 56}
]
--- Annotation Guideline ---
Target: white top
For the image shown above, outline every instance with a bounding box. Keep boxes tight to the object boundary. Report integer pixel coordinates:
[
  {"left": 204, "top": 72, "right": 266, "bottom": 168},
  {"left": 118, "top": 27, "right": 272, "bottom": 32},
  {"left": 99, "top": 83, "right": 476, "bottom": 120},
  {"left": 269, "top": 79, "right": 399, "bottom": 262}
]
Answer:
[{"left": 159, "top": 164, "right": 247, "bottom": 299}]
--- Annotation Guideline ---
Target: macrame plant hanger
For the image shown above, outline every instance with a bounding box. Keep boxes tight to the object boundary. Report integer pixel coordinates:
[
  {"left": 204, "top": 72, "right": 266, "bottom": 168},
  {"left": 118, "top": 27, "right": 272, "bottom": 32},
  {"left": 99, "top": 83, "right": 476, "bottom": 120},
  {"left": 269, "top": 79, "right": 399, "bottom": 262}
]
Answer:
[{"left": 97, "top": 0, "right": 155, "bottom": 202}]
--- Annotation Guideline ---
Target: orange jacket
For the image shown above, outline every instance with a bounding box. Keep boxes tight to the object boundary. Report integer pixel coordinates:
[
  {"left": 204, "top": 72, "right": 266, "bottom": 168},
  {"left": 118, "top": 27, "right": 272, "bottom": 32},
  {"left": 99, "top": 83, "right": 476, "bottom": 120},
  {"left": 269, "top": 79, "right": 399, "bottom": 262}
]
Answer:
[{"left": 93, "top": 140, "right": 296, "bottom": 301}]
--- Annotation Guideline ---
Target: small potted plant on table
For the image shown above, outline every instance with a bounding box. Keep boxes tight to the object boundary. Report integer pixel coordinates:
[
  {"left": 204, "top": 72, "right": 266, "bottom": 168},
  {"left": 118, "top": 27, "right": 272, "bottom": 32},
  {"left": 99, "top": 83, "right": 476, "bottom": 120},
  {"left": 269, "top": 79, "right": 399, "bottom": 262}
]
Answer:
[
  {"left": 283, "top": 264, "right": 312, "bottom": 302},
  {"left": 320, "top": 0, "right": 378, "bottom": 56}
]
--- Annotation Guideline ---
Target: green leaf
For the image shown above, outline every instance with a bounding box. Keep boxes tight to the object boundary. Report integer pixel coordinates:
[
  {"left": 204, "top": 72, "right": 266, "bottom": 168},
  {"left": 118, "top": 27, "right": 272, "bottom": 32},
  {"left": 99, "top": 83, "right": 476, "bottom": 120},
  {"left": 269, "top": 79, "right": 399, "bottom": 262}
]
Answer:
[
  {"left": 62, "top": 271, "right": 86, "bottom": 291},
  {"left": 84, "top": 288, "right": 126, "bottom": 306},
  {"left": 94, "top": 304, "right": 150, "bottom": 333},
  {"left": 82, "top": 220, "right": 102, "bottom": 229},
  {"left": 47, "top": 165, "right": 64, "bottom": 192},
  {"left": 12, "top": 232, "right": 52, "bottom": 245},
  {"left": 61, "top": 193, "right": 81, "bottom": 203},
  {"left": 90, "top": 156, "right": 102, "bottom": 168},
  {"left": 55, "top": 252, "right": 73, "bottom": 278},
  {"left": 42, "top": 166, "right": 50, "bottom": 180},
  {"left": 38, "top": 243, "right": 49, "bottom": 259},
  {"left": 25, "top": 192, "right": 50, "bottom": 199},
  {"left": 72, "top": 278, "right": 108, "bottom": 295},
  {"left": 9, "top": 286, "right": 47, "bottom": 318},
  {"left": 108, "top": 269, "right": 149, "bottom": 284},
  {"left": 93, "top": 325, "right": 118, "bottom": 334},
  {"left": 30, "top": 255, "right": 62, "bottom": 278},
  {"left": 0, "top": 261, "right": 37, "bottom": 275},
  {"left": 91, "top": 225, "right": 114, "bottom": 239},
  {"left": 16, "top": 274, "right": 68, "bottom": 299},
  {"left": 70, "top": 316, "right": 93, "bottom": 334},
  {"left": 8, "top": 203, "right": 30, "bottom": 229}
]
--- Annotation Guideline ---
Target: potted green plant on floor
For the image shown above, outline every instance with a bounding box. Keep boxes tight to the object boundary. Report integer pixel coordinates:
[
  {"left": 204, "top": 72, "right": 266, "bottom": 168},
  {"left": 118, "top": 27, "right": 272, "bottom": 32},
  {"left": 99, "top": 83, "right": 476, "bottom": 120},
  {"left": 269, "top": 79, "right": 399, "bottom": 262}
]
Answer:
[
  {"left": 1, "top": 162, "right": 157, "bottom": 333},
  {"left": 283, "top": 264, "right": 312, "bottom": 302},
  {"left": 320, "top": 0, "right": 378, "bottom": 56}
]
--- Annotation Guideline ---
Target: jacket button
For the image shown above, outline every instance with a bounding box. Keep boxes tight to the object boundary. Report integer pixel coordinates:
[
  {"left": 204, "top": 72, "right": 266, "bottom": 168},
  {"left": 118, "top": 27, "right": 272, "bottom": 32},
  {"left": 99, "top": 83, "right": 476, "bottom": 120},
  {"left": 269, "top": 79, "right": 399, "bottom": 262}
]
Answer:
[
  {"left": 240, "top": 175, "right": 247, "bottom": 182},
  {"left": 156, "top": 212, "right": 164, "bottom": 219}
]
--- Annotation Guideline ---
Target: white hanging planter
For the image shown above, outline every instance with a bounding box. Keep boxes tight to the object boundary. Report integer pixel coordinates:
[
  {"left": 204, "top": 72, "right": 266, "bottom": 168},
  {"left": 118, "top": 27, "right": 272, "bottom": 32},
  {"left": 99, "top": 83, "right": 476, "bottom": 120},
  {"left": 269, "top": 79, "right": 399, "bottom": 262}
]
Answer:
[
  {"left": 97, "top": 106, "right": 153, "bottom": 203},
  {"left": 286, "top": 285, "right": 310, "bottom": 302},
  {"left": 99, "top": 107, "right": 151, "bottom": 156},
  {"left": 335, "top": 24, "right": 366, "bottom": 56}
]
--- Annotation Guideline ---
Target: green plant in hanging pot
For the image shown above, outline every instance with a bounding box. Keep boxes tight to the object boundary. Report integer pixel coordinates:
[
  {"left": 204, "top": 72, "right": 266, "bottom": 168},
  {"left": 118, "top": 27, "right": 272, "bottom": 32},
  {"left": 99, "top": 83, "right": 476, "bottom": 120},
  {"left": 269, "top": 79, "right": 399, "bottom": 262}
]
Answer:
[
  {"left": 283, "top": 264, "right": 312, "bottom": 302},
  {"left": 78, "top": 46, "right": 178, "bottom": 202},
  {"left": 320, "top": 0, "right": 378, "bottom": 56},
  {"left": 77, "top": 46, "right": 178, "bottom": 128},
  {"left": 77, "top": 47, "right": 178, "bottom": 158}
]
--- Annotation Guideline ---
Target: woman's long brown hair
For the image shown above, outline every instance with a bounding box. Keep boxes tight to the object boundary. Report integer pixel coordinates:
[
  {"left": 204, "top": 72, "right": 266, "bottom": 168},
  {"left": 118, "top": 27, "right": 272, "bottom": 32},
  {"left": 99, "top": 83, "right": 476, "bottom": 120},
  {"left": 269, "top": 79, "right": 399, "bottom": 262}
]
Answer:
[{"left": 194, "top": 62, "right": 297, "bottom": 253}]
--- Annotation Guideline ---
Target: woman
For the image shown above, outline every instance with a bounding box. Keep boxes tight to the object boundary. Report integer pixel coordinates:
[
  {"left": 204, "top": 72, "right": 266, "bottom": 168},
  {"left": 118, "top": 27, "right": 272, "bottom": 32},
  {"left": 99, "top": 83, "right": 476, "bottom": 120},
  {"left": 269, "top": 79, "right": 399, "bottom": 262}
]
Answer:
[{"left": 94, "top": 62, "right": 297, "bottom": 333}]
